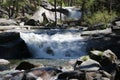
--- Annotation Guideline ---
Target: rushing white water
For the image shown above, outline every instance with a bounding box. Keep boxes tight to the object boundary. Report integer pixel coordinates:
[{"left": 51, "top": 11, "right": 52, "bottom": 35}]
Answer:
[{"left": 20, "top": 30, "right": 87, "bottom": 59}]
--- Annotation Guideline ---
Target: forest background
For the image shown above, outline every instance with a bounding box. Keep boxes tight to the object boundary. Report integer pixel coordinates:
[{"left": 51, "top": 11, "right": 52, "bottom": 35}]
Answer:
[{"left": 0, "top": 0, "right": 120, "bottom": 27}]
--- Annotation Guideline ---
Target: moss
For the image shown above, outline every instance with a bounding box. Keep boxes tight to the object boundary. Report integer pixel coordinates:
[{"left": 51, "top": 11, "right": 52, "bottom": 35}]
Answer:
[
  {"left": 98, "top": 52, "right": 104, "bottom": 57},
  {"left": 81, "top": 56, "right": 90, "bottom": 61}
]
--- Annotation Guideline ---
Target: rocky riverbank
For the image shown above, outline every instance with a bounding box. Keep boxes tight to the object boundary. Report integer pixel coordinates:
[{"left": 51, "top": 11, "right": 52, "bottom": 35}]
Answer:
[
  {"left": 0, "top": 32, "right": 32, "bottom": 59},
  {"left": 0, "top": 49, "right": 120, "bottom": 80},
  {"left": 0, "top": 17, "right": 120, "bottom": 79}
]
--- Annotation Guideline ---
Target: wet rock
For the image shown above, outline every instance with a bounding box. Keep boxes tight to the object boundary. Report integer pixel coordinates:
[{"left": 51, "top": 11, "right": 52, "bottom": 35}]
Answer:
[
  {"left": 0, "top": 59, "right": 10, "bottom": 71},
  {"left": 72, "top": 55, "right": 117, "bottom": 80},
  {"left": 88, "top": 23, "right": 105, "bottom": 30},
  {"left": 112, "top": 26, "right": 120, "bottom": 35},
  {"left": 90, "top": 50, "right": 118, "bottom": 79},
  {"left": 85, "top": 70, "right": 112, "bottom": 80},
  {"left": 115, "top": 21, "right": 120, "bottom": 27},
  {"left": 90, "top": 50, "right": 117, "bottom": 66},
  {"left": 0, "top": 59, "right": 10, "bottom": 65},
  {"left": 0, "top": 32, "right": 20, "bottom": 44},
  {"left": 111, "top": 18, "right": 120, "bottom": 35},
  {"left": 104, "top": 49, "right": 117, "bottom": 63},
  {"left": 57, "top": 71, "right": 86, "bottom": 80},
  {"left": 46, "top": 47, "right": 54, "bottom": 56},
  {"left": 24, "top": 19, "right": 40, "bottom": 26},
  {"left": 22, "top": 67, "right": 62, "bottom": 80},
  {"left": 57, "top": 70, "right": 111, "bottom": 80},
  {"left": 79, "top": 59, "right": 101, "bottom": 71},
  {"left": 15, "top": 61, "right": 36, "bottom": 70},
  {"left": 74, "top": 56, "right": 101, "bottom": 71},
  {"left": 60, "top": 65, "right": 74, "bottom": 72},
  {"left": 0, "top": 32, "right": 32, "bottom": 59},
  {"left": 74, "top": 56, "right": 89, "bottom": 70},
  {"left": 0, "top": 49, "right": 119, "bottom": 80},
  {"left": 114, "top": 60, "right": 120, "bottom": 80},
  {"left": 3, "top": 71, "right": 24, "bottom": 80},
  {"left": 86, "top": 34, "right": 120, "bottom": 59},
  {"left": 111, "top": 17, "right": 120, "bottom": 26}
]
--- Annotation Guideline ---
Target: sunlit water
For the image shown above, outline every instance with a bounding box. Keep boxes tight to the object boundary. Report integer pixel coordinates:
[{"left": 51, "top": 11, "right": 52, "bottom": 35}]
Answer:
[{"left": 20, "top": 30, "right": 87, "bottom": 59}]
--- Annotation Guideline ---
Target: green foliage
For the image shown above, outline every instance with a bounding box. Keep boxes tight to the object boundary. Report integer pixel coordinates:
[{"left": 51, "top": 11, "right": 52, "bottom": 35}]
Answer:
[
  {"left": 48, "top": 0, "right": 67, "bottom": 6},
  {"left": 84, "top": 10, "right": 117, "bottom": 26},
  {"left": 0, "top": 0, "right": 120, "bottom": 25},
  {"left": 48, "top": 0, "right": 53, "bottom": 3},
  {"left": 1, "top": 0, "right": 11, "bottom": 6},
  {"left": 0, "top": 0, "right": 41, "bottom": 18},
  {"left": 98, "top": 52, "right": 104, "bottom": 57},
  {"left": 85, "top": 0, "right": 95, "bottom": 9},
  {"left": 61, "top": 0, "right": 65, "bottom": 7},
  {"left": 81, "top": 56, "right": 90, "bottom": 61}
]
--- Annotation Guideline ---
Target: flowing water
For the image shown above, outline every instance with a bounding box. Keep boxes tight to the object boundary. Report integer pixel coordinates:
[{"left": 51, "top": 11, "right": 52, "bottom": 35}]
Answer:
[{"left": 20, "top": 29, "right": 87, "bottom": 59}]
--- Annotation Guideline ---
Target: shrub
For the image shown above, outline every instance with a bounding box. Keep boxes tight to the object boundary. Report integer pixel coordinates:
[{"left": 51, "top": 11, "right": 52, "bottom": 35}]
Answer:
[{"left": 84, "top": 10, "right": 117, "bottom": 28}]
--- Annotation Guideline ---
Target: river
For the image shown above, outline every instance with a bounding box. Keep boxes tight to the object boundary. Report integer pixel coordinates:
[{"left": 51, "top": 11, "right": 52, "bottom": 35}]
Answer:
[{"left": 20, "top": 29, "right": 87, "bottom": 59}]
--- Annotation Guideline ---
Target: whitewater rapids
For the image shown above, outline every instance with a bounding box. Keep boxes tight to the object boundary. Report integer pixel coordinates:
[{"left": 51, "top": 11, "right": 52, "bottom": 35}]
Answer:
[{"left": 20, "top": 30, "right": 87, "bottom": 59}]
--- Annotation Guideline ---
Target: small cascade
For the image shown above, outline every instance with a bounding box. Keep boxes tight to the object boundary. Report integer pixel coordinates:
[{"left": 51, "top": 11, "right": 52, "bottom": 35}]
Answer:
[{"left": 20, "top": 30, "right": 87, "bottom": 59}]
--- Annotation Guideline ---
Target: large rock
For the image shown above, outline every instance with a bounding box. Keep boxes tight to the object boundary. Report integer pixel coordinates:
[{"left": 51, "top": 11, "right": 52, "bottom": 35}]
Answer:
[
  {"left": 90, "top": 50, "right": 118, "bottom": 79},
  {"left": 57, "top": 71, "right": 86, "bottom": 80},
  {"left": 0, "top": 59, "right": 10, "bottom": 65},
  {"left": 85, "top": 70, "right": 111, "bottom": 80},
  {"left": 15, "top": 61, "right": 36, "bottom": 70},
  {"left": 22, "top": 67, "right": 62, "bottom": 80},
  {"left": 111, "top": 21, "right": 120, "bottom": 35},
  {"left": 15, "top": 61, "right": 44, "bottom": 71},
  {"left": 0, "top": 32, "right": 32, "bottom": 59},
  {"left": 0, "top": 59, "right": 10, "bottom": 71},
  {"left": 115, "top": 61, "right": 120, "bottom": 80},
  {"left": 32, "top": 4, "right": 81, "bottom": 23},
  {"left": 74, "top": 56, "right": 101, "bottom": 71},
  {"left": 90, "top": 49, "right": 117, "bottom": 64},
  {"left": 24, "top": 19, "right": 40, "bottom": 26},
  {"left": 0, "top": 18, "right": 17, "bottom": 26},
  {"left": 111, "top": 17, "right": 120, "bottom": 26},
  {"left": 79, "top": 59, "right": 101, "bottom": 71},
  {"left": 2, "top": 70, "right": 24, "bottom": 80},
  {"left": 111, "top": 17, "right": 120, "bottom": 34},
  {"left": 86, "top": 33, "right": 120, "bottom": 59},
  {"left": 57, "top": 70, "right": 111, "bottom": 80}
]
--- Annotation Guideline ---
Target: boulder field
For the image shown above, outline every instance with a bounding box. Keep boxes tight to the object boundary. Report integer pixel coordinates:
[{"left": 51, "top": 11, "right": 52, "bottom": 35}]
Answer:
[{"left": 0, "top": 50, "right": 120, "bottom": 80}]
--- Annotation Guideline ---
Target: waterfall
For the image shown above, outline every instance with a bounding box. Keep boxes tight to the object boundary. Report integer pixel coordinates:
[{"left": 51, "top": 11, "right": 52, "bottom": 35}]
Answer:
[
  {"left": 32, "top": 7, "right": 82, "bottom": 23},
  {"left": 20, "top": 30, "right": 87, "bottom": 59}
]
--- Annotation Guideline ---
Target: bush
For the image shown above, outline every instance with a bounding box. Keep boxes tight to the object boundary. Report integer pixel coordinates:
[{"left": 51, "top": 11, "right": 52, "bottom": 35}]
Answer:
[{"left": 85, "top": 10, "right": 117, "bottom": 27}]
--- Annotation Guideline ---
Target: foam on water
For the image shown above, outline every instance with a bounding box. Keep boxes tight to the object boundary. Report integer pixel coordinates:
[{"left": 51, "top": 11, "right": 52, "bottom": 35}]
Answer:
[{"left": 20, "top": 31, "right": 87, "bottom": 59}]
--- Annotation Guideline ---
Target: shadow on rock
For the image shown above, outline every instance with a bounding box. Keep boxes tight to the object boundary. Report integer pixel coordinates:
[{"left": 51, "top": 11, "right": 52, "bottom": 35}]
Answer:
[{"left": 0, "top": 32, "right": 32, "bottom": 59}]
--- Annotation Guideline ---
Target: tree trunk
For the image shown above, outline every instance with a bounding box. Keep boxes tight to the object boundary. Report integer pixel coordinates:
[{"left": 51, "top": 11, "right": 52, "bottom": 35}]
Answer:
[
  {"left": 69, "top": 0, "right": 73, "bottom": 6},
  {"left": 16, "top": 1, "right": 19, "bottom": 18},
  {"left": 54, "top": 0, "right": 57, "bottom": 26},
  {"left": 11, "top": 0, "right": 16, "bottom": 18},
  {"left": 8, "top": 5, "right": 11, "bottom": 18},
  {"left": 22, "top": 7, "right": 25, "bottom": 16},
  {"left": 109, "top": 0, "right": 113, "bottom": 14},
  {"left": 81, "top": 0, "right": 86, "bottom": 21},
  {"left": 60, "top": 0, "right": 62, "bottom": 21}
]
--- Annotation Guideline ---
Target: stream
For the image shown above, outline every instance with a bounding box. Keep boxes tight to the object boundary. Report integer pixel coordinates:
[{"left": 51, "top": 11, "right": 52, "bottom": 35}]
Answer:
[{"left": 20, "top": 29, "right": 87, "bottom": 59}]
